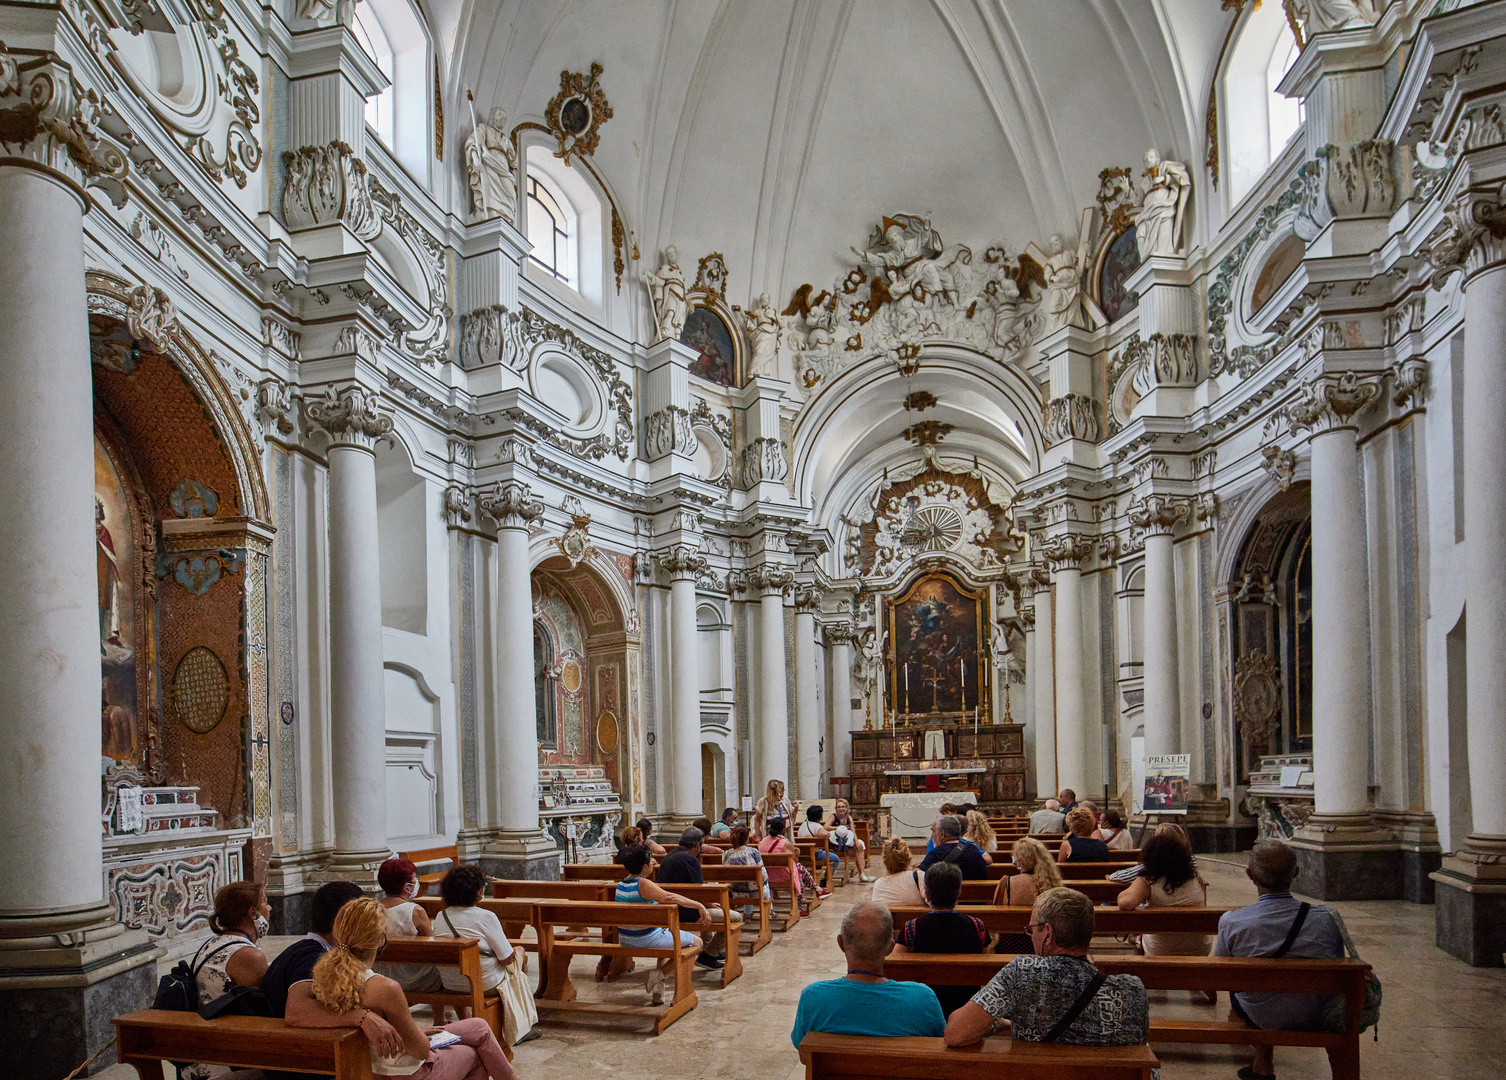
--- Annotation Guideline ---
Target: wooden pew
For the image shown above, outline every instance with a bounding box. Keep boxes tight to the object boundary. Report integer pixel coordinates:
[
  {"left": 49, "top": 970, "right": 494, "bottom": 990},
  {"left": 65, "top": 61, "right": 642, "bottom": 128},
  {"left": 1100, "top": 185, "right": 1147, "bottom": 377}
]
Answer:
[
  {"left": 886, "top": 905, "right": 1232, "bottom": 938},
  {"left": 380, "top": 935, "right": 508, "bottom": 1053},
  {"left": 986, "top": 859, "right": 1137, "bottom": 880},
  {"left": 958, "top": 879, "right": 1123, "bottom": 905},
  {"left": 798, "top": 1032, "right": 1158, "bottom": 1080},
  {"left": 653, "top": 882, "right": 743, "bottom": 986},
  {"left": 415, "top": 894, "right": 547, "bottom": 968},
  {"left": 883, "top": 954, "right": 1370, "bottom": 1080},
  {"left": 534, "top": 899, "right": 699, "bottom": 1034},
  {"left": 114, "top": 1011, "right": 373, "bottom": 1080},
  {"left": 794, "top": 835, "right": 834, "bottom": 893},
  {"left": 565, "top": 862, "right": 642, "bottom": 882},
  {"left": 701, "top": 863, "right": 773, "bottom": 954},
  {"left": 758, "top": 848, "right": 802, "bottom": 930},
  {"left": 399, "top": 844, "right": 458, "bottom": 896}
]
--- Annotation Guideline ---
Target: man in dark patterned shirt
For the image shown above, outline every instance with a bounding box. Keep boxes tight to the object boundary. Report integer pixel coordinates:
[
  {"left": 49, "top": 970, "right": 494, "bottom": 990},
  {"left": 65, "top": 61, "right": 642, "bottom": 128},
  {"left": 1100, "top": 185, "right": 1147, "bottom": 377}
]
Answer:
[{"left": 944, "top": 887, "right": 1149, "bottom": 1047}]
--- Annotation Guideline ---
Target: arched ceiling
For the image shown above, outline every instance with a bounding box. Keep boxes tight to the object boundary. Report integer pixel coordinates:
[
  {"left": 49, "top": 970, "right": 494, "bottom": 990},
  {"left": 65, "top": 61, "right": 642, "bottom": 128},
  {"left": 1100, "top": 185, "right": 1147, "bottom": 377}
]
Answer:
[{"left": 445, "top": 0, "right": 1231, "bottom": 313}]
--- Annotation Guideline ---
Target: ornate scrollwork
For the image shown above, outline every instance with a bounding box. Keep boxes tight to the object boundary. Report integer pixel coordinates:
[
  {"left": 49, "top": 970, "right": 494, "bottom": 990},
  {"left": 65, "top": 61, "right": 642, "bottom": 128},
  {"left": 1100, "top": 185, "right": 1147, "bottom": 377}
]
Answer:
[
  {"left": 1285, "top": 371, "right": 1383, "bottom": 435},
  {"left": 1424, "top": 182, "right": 1506, "bottom": 286},
  {"left": 0, "top": 42, "right": 129, "bottom": 198},
  {"left": 655, "top": 544, "right": 707, "bottom": 581},
  {"left": 303, "top": 384, "right": 393, "bottom": 451},
  {"left": 745, "top": 564, "right": 795, "bottom": 596},
  {"left": 1318, "top": 139, "right": 1396, "bottom": 219},
  {"left": 281, "top": 142, "right": 379, "bottom": 238},
  {"left": 1042, "top": 394, "right": 1100, "bottom": 445},
  {"left": 1128, "top": 495, "right": 1192, "bottom": 536},
  {"left": 642, "top": 405, "right": 693, "bottom": 461},
  {"left": 368, "top": 177, "right": 452, "bottom": 365},
  {"left": 478, "top": 479, "right": 544, "bottom": 531},
  {"left": 542, "top": 63, "right": 612, "bottom": 165},
  {"left": 1041, "top": 533, "right": 1095, "bottom": 573},
  {"left": 740, "top": 437, "right": 788, "bottom": 489}
]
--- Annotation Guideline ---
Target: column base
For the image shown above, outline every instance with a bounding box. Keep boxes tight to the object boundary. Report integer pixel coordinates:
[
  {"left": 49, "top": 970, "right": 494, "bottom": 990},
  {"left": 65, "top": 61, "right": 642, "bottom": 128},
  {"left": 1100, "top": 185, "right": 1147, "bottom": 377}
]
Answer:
[
  {"left": 1181, "top": 798, "right": 1256, "bottom": 854},
  {"left": 478, "top": 830, "right": 562, "bottom": 881},
  {"left": 264, "top": 848, "right": 331, "bottom": 935},
  {"left": 0, "top": 904, "right": 159, "bottom": 1078},
  {"left": 311, "top": 847, "right": 389, "bottom": 890},
  {"left": 1430, "top": 835, "right": 1506, "bottom": 967},
  {"left": 1287, "top": 813, "right": 1401, "bottom": 900},
  {"left": 1373, "top": 810, "right": 1443, "bottom": 903}
]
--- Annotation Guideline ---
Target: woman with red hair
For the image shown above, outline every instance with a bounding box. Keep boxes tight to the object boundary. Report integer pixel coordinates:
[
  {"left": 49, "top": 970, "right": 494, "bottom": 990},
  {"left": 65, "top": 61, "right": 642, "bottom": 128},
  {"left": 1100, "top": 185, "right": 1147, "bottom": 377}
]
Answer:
[{"left": 375, "top": 857, "right": 442, "bottom": 992}]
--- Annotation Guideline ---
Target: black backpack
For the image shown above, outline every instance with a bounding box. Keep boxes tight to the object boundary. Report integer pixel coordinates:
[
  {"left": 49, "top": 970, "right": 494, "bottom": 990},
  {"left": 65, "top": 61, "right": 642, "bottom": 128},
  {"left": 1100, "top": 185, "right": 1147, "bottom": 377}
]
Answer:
[{"left": 152, "top": 938, "right": 240, "bottom": 1012}]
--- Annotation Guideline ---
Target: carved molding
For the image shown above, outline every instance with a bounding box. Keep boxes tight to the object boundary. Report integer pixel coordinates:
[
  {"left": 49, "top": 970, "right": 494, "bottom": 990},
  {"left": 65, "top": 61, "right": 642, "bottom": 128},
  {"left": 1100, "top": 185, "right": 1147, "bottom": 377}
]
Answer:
[
  {"left": 478, "top": 479, "right": 544, "bottom": 531},
  {"left": 303, "top": 384, "right": 393, "bottom": 451},
  {"left": 656, "top": 544, "right": 706, "bottom": 580},
  {"left": 1130, "top": 332, "right": 1199, "bottom": 393},
  {"left": 1390, "top": 357, "right": 1429, "bottom": 411},
  {"left": 740, "top": 437, "right": 788, "bottom": 488},
  {"left": 794, "top": 587, "right": 824, "bottom": 615},
  {"left": 1286, "top": 371, "right": 1383, "bottom": 435},
  {"left": 643, "top": 405, "right": 694, "bottom": 461},
  {"left": 1042, "top": 393, "right": 1100, "bottom": 446},
  {"left": 1041, "top": 534, "right": 1095, "bottom": 573},
  {"left": 1425, "top": 182, "right": 1506, "bottom": 286},
  {"left": 1318, "top": 139, "right": 1396, "bottom": 219},
  {"left": 1128, "top": 495, "right": 1192, "bottom": 537},
  {"left": 1260, "top": 445, "right": 1299, "bottom": 491},
  {"left": 281, "top": 142, "right": 379, "bottom": 238}
]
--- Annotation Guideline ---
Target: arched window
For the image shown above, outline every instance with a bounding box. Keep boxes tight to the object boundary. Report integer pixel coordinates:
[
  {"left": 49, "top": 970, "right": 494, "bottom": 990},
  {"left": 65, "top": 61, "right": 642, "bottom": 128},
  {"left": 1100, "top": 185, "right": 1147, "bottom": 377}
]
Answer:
[
  {"left": 1223, "top": 4, "right": 1303, "bottom": 205},
  {"left": 351, "top": 0, "right": 431, "bottom": 181},
  {"left": 526, "top": 172, "right": 575, "bottom": 287},
  {"left": 534, "top": 625, "right": 556, "bottom": 747}
]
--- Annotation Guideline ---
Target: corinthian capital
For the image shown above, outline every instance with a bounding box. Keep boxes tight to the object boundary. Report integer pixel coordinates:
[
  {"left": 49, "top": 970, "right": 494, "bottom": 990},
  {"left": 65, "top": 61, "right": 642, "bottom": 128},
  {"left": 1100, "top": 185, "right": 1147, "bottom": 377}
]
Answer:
[
  {"left": 794, "top": 587, "right": 824, "bottom": 614},
  {"left": 747, "top": 565, "right": 794, "bottom": 596},
  {"left": 304, "top": 384, "right": 394, "bottom": 450},
  {"left": 1041, "top": 534, "right": 1095, "bottom": 573},
  {"left": 826, "top": 620, "right": 854, "bottom": 645},
  {"left": 479, "top": 479, "right": 544, "bottom": 531},
  {"left": 1286, "top": 371, "right": 1383, "bottom": 435},
  {"left": 656, "top": 544, "right": 707, "bottom": 580},
  {"left": 1425, "top": 182, "right": 1506, "bottom": 287},
  {"left": 1128, "top": 495, "right": 1192, "bottom": 537},
  {"left": 0, "top": 43, "right": 128, "bottom": 196}
]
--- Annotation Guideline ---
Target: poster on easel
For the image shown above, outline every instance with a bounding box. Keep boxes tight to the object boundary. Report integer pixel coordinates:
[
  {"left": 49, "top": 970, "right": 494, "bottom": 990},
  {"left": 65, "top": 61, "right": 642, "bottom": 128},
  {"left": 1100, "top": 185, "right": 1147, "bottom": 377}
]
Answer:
[{"left": 1142, "top": 754, "right": 1190, "bottom": 814}]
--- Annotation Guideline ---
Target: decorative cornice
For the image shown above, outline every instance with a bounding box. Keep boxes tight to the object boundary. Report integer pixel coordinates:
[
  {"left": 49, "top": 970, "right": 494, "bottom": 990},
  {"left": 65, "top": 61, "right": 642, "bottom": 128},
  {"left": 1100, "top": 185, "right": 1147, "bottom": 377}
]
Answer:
[
  {"left": 478, "top": 479, "right": 544, "bottom": 531},
  {"left": 1042, "top": 394, "right": 1100, "bottom": 446},
  {"left": 1128, "top": 495, "right": 1192, "bottom": 537},
  {"left": 1286, "top": 371, "right": 1383, "bottom": 436},
  {"left": 1425, "top": 182, "right": 1506, "bottom": 287},
  {"left": 656, "top": 544, "right": 707, "bottom": 580},
  {"left": 1041, "top": 534, "right": 1095, "bottom": 573},
  {"left": 303, "top": 384, "right": 393, "bottom": 451}
]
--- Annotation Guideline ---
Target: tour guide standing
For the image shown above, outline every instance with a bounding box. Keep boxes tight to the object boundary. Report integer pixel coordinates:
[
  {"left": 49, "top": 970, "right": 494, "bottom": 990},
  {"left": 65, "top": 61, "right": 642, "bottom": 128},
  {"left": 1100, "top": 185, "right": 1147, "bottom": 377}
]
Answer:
[{"left": 791, "top": 901, "right": 945, "bottom": 1047}]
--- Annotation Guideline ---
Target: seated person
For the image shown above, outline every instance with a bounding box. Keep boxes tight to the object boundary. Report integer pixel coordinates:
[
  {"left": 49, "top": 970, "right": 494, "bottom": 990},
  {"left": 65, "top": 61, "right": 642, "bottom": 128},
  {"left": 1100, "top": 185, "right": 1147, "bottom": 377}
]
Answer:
[
  {"left": 944, "top": 887, "right": 1149, "bottom": 1047},
  {"left": 1057, "top": 788, "right": 1079, "bottom": 815},
  {"left": 828, "top": 798, "right": 874, "bottom": 881},
  {"left": 891, "top": 863, "right": 986, "bottom": 1017},
  {"left": 720, "top": 824, "right": 769, "bottom": 917},
  {"left": 991, "top": 837, "right": 1063, "bottom": 954},
  {"left": 615, "top": 843, "right": 706, "bottom": 1005},
  {"left": 710, "top": 807, "right": 738, "bottom": 837},
  {"left": 1028, "top": 798, "right": 1067, "bottom": 835},
  {"left": 790, "top": 900, "right": 946, "bottom": 1048},
  {"left": 267, "top": 880, "right": 404, "bottom": 1066},
  {"left": 870, "top": 836, "right": 926, "bottom": 909},
  {"left": 1097, "top": 808, "right": 1133, "bottom": 850},
  {"left": 797, "top": 804, "right": 838, "bottom": 875},
  {"left": 1057, "top": 807, "right": 1111, "bottom": 863},
  {"left": 1214, "top": 840, "right": 1344, "bottom": 1080},
  {"left": 1117, "top": 823, "right": 1211, "bottom": 957},
  {"left": 657, "top": 826, "right": 743, "bottom": 968},
  {"left": 181, "top": 881, "right": 272, "bottom": 1080},
  {"left": 963, "top": 810, "right": 998, "bottom": 859},
  {"left": 636, "top": 816, "right": 670, "bottom": 858},
  {"left": 374, "top": 857, "right": 442, "bottom": 993},
  {"left": 692, "top": 815, "right": 715, "bottom": 837},
  {"left": 757, "top": 816, "right": 801, "bottom": 904},
  {"left": 436, "top": 864, "right": 538, "bottom": 1043},
  {"left": 923, "top": 803, "right": 960, "bottom": 857},
  {"left": 917, "top": 815, "right": 990, "bottom": 880},
  {"left": 288, "top": 897, "right": 515, "bottom": 1080}
]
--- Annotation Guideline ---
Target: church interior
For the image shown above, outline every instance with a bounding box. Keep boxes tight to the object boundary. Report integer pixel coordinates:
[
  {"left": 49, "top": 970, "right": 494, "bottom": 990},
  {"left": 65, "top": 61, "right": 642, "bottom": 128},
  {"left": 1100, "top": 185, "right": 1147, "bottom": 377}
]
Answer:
[{"left": 3, "top": 0, "right": 1505, "bottom": 1076}]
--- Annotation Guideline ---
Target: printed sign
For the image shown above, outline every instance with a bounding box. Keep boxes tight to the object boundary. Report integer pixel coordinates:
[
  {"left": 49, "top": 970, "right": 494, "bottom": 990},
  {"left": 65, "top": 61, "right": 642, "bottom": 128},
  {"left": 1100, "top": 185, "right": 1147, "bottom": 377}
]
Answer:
[
  {"left": 117, "top": 785, "right": 145, "bottom": 832},
  {"left": 1142, "top": 754, "right": 1190, "bottom": 814}
]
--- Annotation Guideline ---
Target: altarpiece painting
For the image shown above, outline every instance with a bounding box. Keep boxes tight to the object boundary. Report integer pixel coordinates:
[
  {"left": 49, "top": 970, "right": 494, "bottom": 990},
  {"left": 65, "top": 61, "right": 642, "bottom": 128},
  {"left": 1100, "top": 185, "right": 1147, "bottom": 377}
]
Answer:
[{"left": 885, "top": 571, "right": 989, "bottom": 724}]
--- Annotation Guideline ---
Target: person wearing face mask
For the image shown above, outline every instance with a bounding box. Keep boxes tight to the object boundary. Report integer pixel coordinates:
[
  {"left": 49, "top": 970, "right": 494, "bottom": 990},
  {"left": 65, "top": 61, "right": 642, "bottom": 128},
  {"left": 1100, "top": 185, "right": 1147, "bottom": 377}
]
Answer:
[
  {"left": 374, "top": 858, "right": 444, "bottom": 993},
  {"left": 180, "top": 881, "right": 273, "bottom": 1080}
]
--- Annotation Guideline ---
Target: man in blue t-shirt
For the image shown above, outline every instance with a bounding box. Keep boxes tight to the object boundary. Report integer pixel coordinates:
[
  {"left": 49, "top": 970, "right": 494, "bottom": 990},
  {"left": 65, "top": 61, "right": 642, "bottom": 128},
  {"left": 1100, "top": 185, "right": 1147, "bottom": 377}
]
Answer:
[{"left": 791, "top": 900, "right": 946, "bottom": 1049}]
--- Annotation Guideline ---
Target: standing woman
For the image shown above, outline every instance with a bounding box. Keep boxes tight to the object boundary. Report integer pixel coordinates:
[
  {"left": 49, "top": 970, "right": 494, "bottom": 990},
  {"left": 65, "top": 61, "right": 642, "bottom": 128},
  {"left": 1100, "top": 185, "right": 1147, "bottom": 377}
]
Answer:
[
  {"left": 991, "top": 838, "right": 1063, "bottom": 954},
  {"left": 751, "top": 779, "right": 795, "bottom": 840}
]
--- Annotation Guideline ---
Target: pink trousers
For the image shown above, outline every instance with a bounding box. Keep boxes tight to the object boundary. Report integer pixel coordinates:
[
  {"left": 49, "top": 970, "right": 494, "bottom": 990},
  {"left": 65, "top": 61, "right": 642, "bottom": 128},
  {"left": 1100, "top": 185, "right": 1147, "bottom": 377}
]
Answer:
[{"left": 407, "top": 1017, "right": 514, "bottom": 1080}]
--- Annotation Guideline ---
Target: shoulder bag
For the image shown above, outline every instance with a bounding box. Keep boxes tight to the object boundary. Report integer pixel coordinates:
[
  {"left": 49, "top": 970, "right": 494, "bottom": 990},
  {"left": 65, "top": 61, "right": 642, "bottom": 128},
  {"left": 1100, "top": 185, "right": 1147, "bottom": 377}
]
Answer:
[
  {"left": 1040, "top": 972, "right": 1107, "bottom": 1043},
  {"left": 443, "top": 909, "right": 537, "bottom": 1046}
]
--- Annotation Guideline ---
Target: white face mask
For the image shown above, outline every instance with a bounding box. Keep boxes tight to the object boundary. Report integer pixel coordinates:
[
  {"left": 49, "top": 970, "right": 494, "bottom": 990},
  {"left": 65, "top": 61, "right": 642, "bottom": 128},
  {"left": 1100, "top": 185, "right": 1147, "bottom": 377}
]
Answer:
[
  {"left": 253, "top": 913, "right": 269, "bottom": 939},
  {"left": 402, "top": 880, "right": 419, "bottom": 899}
]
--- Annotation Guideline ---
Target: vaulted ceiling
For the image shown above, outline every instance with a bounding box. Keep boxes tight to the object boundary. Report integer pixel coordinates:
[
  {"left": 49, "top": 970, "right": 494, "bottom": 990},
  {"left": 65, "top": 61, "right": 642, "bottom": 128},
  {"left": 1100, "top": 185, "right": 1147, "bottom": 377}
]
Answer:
[{"left": 441, "top": 0, "right": 1233, "bottom": 314}]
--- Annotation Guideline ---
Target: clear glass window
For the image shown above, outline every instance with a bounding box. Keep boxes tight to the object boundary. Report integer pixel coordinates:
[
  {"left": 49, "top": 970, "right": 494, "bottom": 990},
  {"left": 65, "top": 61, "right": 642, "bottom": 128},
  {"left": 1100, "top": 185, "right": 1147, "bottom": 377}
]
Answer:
[
  {"left": 352, "top": 1, "right": 395, "bottom": 148},
  {"left": 526, "top": 172, "right": 576, "bottom": 288}
]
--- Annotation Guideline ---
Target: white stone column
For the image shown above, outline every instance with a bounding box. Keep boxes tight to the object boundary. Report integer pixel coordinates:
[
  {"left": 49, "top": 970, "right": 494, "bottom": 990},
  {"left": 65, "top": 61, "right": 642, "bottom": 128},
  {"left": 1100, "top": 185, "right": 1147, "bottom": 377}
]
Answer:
[
  {"left": 1131, "top": 496, "right": 1191, "bottom": 759},
  {"left": 794, "top": 589, "right": 822, "bottom": 799},
  {"left": 478, "top": 480, "right": 555, "bottom": 877},
  {"left": 1044, "top": 537, "right": 1094, "bottom": 794},
  {"left": 753, "top": 566, "right": 794, "bottom": 792},
  {"left": 827, "top": 622, "right": 856, "bottom": 785},
  {"left": 1030, "top": 572, "right": 1057, "bottom": 799},
  {"left": 0, "top": 44, "right": 156, "bottom": 1072},
  {"left": 304, "top": 385, "right": 394, "bottom": 874},
  {"left": 659, "top": 545, "right": 707, "bottom": 823}
]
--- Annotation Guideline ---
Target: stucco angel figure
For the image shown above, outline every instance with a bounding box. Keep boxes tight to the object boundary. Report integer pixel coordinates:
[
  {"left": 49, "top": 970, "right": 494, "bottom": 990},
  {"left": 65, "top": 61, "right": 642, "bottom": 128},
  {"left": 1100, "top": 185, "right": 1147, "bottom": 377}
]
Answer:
[
  {"left": 643, "top": 246, "right": 688, "bottom": 344},
  {"left": 1136, "top": 149, "right": 1192, "bottom": 260},
  {"left": 464, "top": 104, "right": 517, "bottom": 223},
  {"left": 854, "top": 215, "right": 968, "bottom": 307},
  {"left": 854, "top": 626, "right": 890, "bottom": 699},
  {"left": 740, "top": 292, "right": 782, "bottom": 379}
]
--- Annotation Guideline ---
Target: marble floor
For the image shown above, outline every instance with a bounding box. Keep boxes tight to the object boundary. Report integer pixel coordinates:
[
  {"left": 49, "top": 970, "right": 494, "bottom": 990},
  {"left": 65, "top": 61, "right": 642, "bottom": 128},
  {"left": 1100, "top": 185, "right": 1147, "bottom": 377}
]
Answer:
[{"left": 100, "top": 855, "right": 1506, "bottom": 1080}]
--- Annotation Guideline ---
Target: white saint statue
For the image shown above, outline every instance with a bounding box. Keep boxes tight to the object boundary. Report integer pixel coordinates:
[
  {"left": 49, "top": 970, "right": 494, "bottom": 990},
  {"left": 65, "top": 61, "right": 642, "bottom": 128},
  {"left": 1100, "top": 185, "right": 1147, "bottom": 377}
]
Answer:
[
  {"left": 464, "top": 104, "right": 517, "bottom": 224},
  {"left": 1286, "top": 0, "right": 1379, "bottom": 35},
  {"left": 1039, "top": 233, "right": 1083, "bottom": 334},
  {"left": 739, "top": 293, "right": 782, "bottom": 380},
  {"left": 1135, "top": 149, "right": 1192, "bottom": 260},
  {"left": 643, "top": 245, "right": 688, "bottom": 344}
]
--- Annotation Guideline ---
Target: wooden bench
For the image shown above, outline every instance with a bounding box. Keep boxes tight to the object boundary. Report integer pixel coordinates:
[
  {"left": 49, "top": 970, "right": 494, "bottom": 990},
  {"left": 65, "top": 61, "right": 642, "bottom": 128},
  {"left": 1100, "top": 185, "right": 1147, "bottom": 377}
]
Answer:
[
  {"left": 653, "top": 882, "right": 743, "bottom": 986},
  {"left": 958, "top": 879, "right": 1123, "bottom": 905},
  {"left": 565, "top": 862, "right": 642, "bottom": 882},
  {"left": 986, "top": 860, "right": 1137, "bottom": 880},
  {"left": 115, "top": 1010, "right": 372, "bottom": 1080},
  {"left": 534, "top": 899, "right": 699, "bottom": 1033},
  {"left": 758, "top": 849, "right": 803, "bottom": 930},
  {"left": 380, "top": 935, "right": 508, "bottom": 1053},
  {"left": 795, "top": 835, "right": 835, "bottom": 892},
  {"left": 797, "top": 1032, "right": 1158, "bottom": 1080},
  {"left": 886, "top": 905, "right": 1233, "bottom": 939},
  {"left": 701, "top": 863, "right": 773, "bottom": 954},
  {"left": 830, "top": 819, "right": 873, "bottom": 885},
  {"left": 399, "top": 844, "right": 459, "bottom": 896},
  {"left": 883, "top": 954, "right": 1370, "bottom": 1080}
]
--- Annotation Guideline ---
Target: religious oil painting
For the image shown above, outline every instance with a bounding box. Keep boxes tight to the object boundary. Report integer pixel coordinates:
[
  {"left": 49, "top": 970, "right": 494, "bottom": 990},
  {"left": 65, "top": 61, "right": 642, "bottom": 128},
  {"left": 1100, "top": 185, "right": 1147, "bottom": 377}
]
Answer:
[
  {"left": 681, "top": 305, "right": 736, "bottom": 386},
  {"left": 96, "top": 437, "right": 141, "bottom": 764},
  {"left": 885, "top": 572, "right": 988, "bottom": 723},
  {"left": 1097, "top": 227, "right": 1140, "bottom": 323}
]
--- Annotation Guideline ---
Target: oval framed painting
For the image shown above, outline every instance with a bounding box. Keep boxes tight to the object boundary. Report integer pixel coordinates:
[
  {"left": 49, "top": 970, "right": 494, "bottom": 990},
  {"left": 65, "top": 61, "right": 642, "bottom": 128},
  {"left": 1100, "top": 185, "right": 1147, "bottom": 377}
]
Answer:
[{"left": 596, "top": 710, "right": 620, "bottom": 755}]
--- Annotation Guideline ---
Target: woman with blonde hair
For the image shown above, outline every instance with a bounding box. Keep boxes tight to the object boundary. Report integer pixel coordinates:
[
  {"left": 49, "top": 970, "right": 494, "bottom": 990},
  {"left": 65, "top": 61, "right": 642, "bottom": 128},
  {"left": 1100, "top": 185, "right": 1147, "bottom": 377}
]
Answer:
[
  {"left": 963, "top": 810, "right": 997, "bottom": 855},
  {"left": 869, "top": 836, "right": 926, "bottom": 908},
  {"left": 991, "top": 838, "right": 1062, "bottom": 954},
  {"left": 287, "top": 897, "right": 515, "bottom": 1079},
  {"left": 751, "top": 778, "right": 795, "bottom": 839}
]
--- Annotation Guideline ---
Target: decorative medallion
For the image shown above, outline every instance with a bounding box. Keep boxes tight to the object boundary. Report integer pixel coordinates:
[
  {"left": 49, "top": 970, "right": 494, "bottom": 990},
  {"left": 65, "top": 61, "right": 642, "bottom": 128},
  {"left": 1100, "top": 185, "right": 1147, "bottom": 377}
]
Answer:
[
  {"left": 1233, "top": 650, "right": 1283, "bottom": 754},
  {"left": 596, "top": 709, "right": 620, "bottom": 755},
  {"left": 902, "top": 390, "right": 938, "bottom": 412},
  {"left": 169, "top": 477, "right": 219, "bottom": 518},
  {"left": 559, "top": 656, "right": 583, "bottom": 695},
  {"left": 544, "top": 63, "right": 612, "bottom": 165},
  {"left": 173, "top": 646, "right": 229, "bottom": 734}
]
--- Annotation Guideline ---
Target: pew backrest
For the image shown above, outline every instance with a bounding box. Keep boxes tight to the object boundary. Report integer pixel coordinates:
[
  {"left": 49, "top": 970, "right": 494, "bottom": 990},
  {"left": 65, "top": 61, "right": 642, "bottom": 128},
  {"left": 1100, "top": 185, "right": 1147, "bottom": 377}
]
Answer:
[
  {"left": 798, "top": 1032, "right": 1158, "bottom": 1080},
  {"left": 115, "top": 1011, "right": 373, "bottom": 1080},
  {"left": 885, "top": 905, "right": 1234, "bottom": 936}
]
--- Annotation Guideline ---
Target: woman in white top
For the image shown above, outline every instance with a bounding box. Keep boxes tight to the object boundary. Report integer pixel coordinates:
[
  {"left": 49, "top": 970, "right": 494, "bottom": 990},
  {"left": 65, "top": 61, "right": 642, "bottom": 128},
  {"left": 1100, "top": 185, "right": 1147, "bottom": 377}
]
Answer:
[
  {"left": 1097, "top": 809, "right": 1135, "bottom": 850},
  {"left": 181, "top": 881, "right": 271, "bottom": 1080},
  {"left": 751, "top": 779, "right": 795, "bottom": 840},
  {"left": 436, "top": 865, "right": 539, "bottom": 1043},
  {"left": 827, "top": 798, "right": 875, "bottom": 882},
  {"left": 869, "top": 836, "right": 927, "bottom": 909},
  {"left": 375, "top": 857, "right": 442, "bottom": 992},
  {"left": 289, "top": 897, "right": 514, "bottom": 1080}
]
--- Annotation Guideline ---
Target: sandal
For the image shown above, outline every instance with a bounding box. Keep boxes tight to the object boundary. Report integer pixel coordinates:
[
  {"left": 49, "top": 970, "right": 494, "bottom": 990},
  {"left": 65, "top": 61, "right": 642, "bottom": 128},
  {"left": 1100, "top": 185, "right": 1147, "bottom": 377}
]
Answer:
[{"left": 1236, "top": 1067, "right": 1275, "bottom": 1080}]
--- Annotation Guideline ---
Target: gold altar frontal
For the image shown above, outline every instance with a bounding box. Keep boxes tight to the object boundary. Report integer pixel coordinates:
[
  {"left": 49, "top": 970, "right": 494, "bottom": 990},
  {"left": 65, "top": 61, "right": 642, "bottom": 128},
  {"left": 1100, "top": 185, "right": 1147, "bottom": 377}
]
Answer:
[{"left": 847, "top": 722, "right": 1027, "bottom": 808}]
